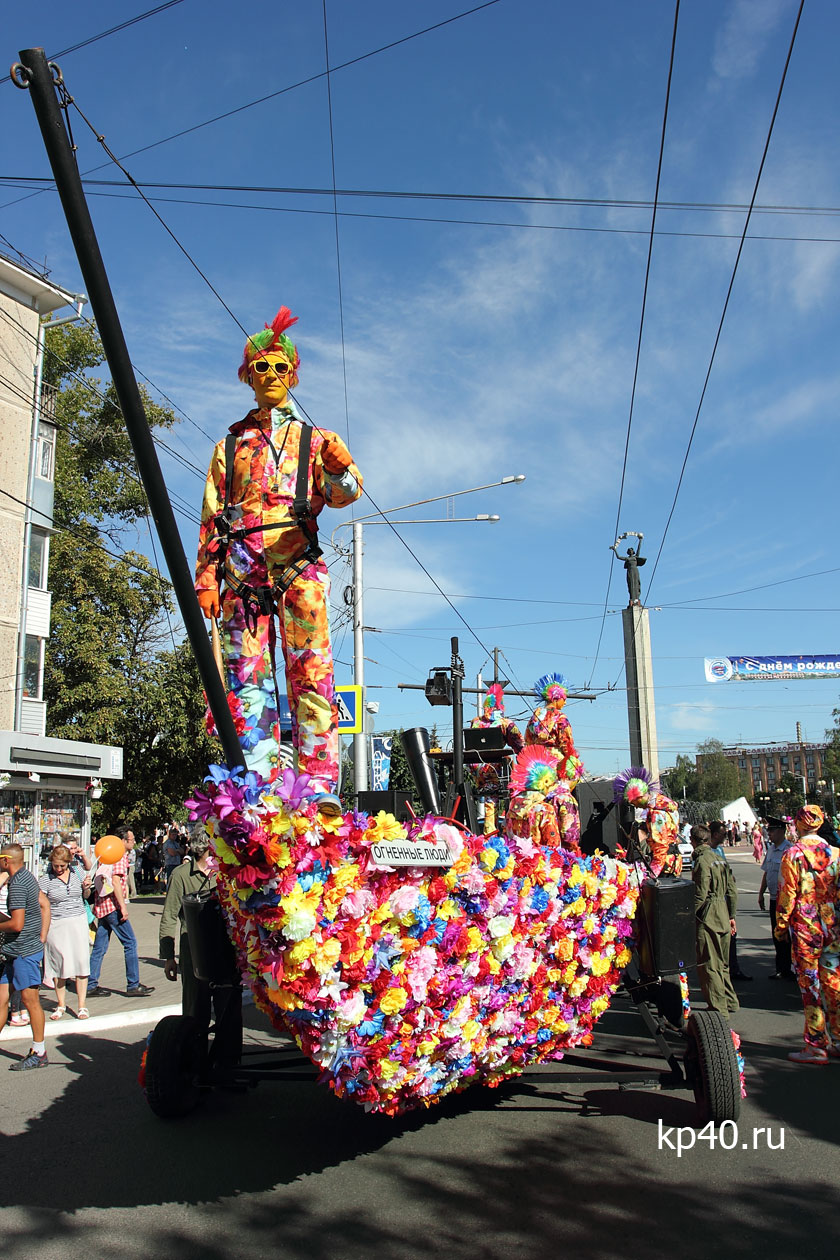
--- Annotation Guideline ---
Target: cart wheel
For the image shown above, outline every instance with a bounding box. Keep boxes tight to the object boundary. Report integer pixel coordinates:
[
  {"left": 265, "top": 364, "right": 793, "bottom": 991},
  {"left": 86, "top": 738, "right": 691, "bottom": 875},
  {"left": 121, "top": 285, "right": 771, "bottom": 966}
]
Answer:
[
  {"left": 684, "top": 1010, "right": 741, "bottom": 1125},
  {"left": 145, "top": 1015, "right": 207, "bottom": 1119}
]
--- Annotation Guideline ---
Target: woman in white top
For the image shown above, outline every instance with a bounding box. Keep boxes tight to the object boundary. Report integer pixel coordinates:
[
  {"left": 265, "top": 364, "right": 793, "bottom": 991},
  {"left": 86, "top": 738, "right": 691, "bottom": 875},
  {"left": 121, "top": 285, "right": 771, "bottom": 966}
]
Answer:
[{"left": 38, "top": 845, "right": 92, "bottom": 1019}]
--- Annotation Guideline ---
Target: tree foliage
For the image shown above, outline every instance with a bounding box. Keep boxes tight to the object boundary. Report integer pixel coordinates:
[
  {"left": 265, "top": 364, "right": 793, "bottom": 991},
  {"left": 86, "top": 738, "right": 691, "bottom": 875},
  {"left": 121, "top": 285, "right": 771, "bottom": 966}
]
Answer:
[
  {"left": 42, "top": 321, "right": 218, "bottom": 830},
  {"left": 660, "top": 754, "right": 699, "bottom": 802},
  {"left": 695, "top": 738, "right": 751, "bottom": 802}
]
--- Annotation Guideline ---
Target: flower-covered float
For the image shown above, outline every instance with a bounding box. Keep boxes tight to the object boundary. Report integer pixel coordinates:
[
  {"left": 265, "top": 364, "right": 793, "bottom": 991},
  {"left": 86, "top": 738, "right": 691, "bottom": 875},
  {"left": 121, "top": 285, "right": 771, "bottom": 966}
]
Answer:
[{"left": 186, "top": 740, "right": 642, "bottom": 1116}]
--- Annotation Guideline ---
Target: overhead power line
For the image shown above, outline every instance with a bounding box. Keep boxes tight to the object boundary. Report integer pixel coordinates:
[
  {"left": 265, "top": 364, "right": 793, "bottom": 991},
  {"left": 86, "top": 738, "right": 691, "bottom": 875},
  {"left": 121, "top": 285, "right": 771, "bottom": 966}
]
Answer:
[
  {"left": 607, "top": 0, "right": 806, "bottom": 694},
  {"left": 588, "top": 0, "right": 680, "bottom": 689},
  {"left": 0, "top": 1, "right": 189, "bottom": 86},
  {"left": 6, "top": 175, "right": 840, "bottom": 219}
]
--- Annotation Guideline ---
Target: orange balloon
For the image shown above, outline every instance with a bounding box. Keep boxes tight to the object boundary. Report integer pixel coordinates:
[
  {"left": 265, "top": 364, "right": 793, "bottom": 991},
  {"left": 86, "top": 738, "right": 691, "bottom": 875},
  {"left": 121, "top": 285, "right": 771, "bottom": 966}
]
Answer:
[{"left": 95, "top": 834, "right": 125, "bottom": 864}]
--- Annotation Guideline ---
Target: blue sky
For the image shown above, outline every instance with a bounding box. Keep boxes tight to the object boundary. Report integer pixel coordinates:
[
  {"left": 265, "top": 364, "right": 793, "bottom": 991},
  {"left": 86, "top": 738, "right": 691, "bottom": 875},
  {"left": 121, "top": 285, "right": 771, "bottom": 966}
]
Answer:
[{"left": 3, "top": 0, "right": 840, "bottom": 777}]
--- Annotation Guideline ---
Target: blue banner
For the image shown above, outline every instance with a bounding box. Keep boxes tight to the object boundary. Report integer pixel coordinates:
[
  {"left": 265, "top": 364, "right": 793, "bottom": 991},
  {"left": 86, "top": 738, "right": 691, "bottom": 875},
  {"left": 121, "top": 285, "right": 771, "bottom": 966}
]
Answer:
[
  {"left": 705, "top": 655, "right": 840, "bottom": 682},
  {"left": 371, "top": 736, "right": 393, "bottom": 791}
]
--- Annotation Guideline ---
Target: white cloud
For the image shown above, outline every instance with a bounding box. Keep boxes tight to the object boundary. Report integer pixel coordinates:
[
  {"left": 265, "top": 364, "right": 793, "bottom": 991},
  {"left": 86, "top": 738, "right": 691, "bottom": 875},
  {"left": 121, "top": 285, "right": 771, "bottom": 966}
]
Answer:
[{"left": 710, "top": 0, "right": 793, "bottom": 85}]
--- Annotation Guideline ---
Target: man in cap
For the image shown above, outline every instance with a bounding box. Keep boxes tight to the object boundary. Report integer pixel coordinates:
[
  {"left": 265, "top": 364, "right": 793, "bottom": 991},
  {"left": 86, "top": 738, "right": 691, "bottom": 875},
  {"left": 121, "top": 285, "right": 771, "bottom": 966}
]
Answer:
[
  {"left": 195, "top": 307, "right": 363, "bottom": 807},
  {"left": 758, "top": 816, "right": 794, "bottom": 980}
]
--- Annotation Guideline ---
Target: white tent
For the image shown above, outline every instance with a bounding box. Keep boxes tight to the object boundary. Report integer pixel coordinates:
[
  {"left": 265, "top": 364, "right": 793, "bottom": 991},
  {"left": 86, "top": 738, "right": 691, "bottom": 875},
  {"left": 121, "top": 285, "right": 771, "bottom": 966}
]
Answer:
[{"left": 720, "top": 796, "right": 757, "bottom": 826}]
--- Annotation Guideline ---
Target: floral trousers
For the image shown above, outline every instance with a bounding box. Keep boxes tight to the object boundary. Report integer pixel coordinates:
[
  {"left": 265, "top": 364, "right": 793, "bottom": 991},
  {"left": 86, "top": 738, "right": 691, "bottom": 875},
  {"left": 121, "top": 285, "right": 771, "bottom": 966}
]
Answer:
[
  {"left": 221, "top": 558, "right": 338, "bottom": 792},
  {"left": 790, "top": 928, "right": 840, "bottom": 1049}
]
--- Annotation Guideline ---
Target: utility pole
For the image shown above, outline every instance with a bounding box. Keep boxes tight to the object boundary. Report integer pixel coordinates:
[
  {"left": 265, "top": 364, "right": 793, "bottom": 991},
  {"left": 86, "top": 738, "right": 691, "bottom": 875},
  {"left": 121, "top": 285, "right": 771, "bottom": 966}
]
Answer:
[
  {"left": 16, "top": 47, "right": 244, "bottom": 770},
  {"left": 352, "top": 521, "right": 367, "bottom": 796},
  {"left": 796, "top": 720, "right": 807, "bottom": 801}
]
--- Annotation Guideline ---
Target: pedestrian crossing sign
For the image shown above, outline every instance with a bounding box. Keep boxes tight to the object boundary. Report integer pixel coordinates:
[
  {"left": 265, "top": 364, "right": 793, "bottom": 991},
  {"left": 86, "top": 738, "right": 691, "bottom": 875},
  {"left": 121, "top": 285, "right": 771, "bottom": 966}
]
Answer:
[{"left": 336, "top": 684, "right": 362, "bottom": 733}]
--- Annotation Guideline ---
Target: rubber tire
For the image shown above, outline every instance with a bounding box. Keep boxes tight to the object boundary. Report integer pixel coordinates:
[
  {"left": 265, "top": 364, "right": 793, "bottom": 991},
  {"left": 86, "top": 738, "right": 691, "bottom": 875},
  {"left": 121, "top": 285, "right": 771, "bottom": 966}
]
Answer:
[
  {"left": 145, "top": 1015, "right": 206, "bottom": 1119},
  {"left": 684, "top": 1009, "right": 741, "bottom": 1125}
]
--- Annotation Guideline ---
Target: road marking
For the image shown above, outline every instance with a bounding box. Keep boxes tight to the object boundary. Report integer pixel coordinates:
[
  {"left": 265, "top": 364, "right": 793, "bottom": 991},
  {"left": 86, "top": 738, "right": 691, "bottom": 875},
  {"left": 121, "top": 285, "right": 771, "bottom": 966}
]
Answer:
[{"left": 0, "top": 1003, "right": 181, "bottom": 1043}]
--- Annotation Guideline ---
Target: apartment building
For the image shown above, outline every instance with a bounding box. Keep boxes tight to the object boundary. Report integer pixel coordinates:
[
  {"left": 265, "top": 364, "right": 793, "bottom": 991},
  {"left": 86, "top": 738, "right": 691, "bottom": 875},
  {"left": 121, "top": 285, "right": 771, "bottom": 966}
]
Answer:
[
  {"left": 723, "top": 741, "right": 828, "bottom": 796},
  {"left": 0, "top": 253, "right": 122, "bottom": 872}
]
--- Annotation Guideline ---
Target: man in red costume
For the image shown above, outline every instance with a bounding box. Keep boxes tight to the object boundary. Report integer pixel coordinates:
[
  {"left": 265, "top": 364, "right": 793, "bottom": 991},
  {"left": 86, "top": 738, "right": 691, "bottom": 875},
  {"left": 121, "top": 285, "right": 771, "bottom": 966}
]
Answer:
[{"left": 195, "top": 308, "right": 363, "bottom": 804}]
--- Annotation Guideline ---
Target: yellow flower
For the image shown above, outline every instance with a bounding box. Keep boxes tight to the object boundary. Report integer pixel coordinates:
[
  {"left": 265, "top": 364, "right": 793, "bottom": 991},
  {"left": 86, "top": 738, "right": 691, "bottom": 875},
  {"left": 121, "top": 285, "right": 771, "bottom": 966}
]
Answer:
[
  {"left": 568, "top": 976, "right": 587, "bottom": 997},
  {"left": 311, "top": 938, "right": 341, "bottom": 975},
  {"left": 332, "top": 863, "right": 361, "bottom": 891},
  {"left": 378, "top": 1058, "right": 400, "bottom": 1080},
  {"left": 370, "top": 811, "right": 407, "bottom": 842},
  {"left": 269, "top": 986, "right": 302, "bottom": 1010},
  {"left": 418, "top": 1036, "right": 439, "bottom": 1055},
  {"left": 591, "top": 997, "right": 609, "bottom": 1017},
  {"left": 462, "top": 1020, "right": 481, "bottom": 1042},
  {"left": 287, "top": 938, "right": 316, "bottom": 967},
  {"left": 568, "top": 866, "right": 583, "bottom": 887},
  {"left": 583, "top": 916, "right": 596, "bottom": 935},
  {"left": 212, "top": 835, "right": 238, "bottom": 866},
  {"left": 616, "top": 947, "right": 632, "bottom": 968},
  {"left": 379, "top": 986, "right": 408, "bottom": 1015},
  {"left": 437, "top": 898, "right": 459, "bottom": 921}
]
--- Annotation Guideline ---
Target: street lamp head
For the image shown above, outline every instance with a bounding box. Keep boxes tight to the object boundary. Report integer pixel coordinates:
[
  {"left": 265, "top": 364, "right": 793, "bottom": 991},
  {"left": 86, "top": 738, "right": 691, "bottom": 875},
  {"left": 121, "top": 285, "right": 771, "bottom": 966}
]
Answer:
[
  {"left": 474, "top": 514, "right": 500, "bottom": 522},
  {"left": 501, "top": 474, "right": 526, "bottom": 484}
]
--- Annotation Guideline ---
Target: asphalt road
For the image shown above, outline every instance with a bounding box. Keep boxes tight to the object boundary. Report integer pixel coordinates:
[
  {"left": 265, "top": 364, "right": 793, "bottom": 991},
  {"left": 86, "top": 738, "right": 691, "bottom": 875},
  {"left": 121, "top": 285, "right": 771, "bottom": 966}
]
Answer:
[{"left": 2, "top": 852, "right": 838, "bottom": 1260}]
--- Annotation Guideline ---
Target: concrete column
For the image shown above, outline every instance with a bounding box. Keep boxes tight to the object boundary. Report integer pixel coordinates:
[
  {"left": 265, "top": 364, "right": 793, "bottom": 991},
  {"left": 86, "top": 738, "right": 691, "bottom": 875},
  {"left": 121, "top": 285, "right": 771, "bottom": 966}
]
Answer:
[{"left": 622, "top": 605, "right": 659, "bottom": 779}]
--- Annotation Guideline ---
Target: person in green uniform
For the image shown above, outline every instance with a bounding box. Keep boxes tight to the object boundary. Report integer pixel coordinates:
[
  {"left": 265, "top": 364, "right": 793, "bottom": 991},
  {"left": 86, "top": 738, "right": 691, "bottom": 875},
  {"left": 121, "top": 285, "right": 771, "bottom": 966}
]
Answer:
[
  {"left": 691, "top": 823, "right": 738, "bottom": 1017},
  {"left": 159, "top": 824, "right": 242, "bottom": 1066}
]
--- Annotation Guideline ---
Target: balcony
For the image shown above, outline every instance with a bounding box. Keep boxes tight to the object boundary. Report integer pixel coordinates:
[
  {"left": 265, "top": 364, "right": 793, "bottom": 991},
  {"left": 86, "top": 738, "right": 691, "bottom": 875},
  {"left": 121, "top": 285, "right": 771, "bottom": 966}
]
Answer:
[
  {"left": 25, "top": 587, "right": 51, "bottom": 638},
  {"left": 20, "top": 697, "right": 46, "bottom": 737}
]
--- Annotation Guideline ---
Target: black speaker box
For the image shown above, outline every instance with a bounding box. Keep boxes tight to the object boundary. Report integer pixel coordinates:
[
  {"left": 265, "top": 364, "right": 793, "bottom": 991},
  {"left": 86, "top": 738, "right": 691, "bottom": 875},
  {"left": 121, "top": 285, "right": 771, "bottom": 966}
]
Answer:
[
  {"left": 635, "top": 875, "right": 695, "bottom": 976},
  {"left": 357, "top": 790, "right": 414, "bottom": 823},
  {"left": 576, "top": 777, "right": 625, "bottom": 856}
]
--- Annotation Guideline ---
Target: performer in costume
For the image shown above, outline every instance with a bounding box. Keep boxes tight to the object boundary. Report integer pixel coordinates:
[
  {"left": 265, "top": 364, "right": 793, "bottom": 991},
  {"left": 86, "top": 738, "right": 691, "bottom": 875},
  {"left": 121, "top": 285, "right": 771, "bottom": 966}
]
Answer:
[
  {"left": 613, "top": 767, "right": 681, "bottom": 876},
  {"left": 525, "top": 674, "right": 584, "bottom": 788},
  {"left": 469, "top": 684, "right": 524, "bottom": 835},
  {"left": 507, "top": 746, "right": 581, "bottom": 853},
  {"left": 615, "top": 767, "right": 690, "bottom": 1025},
  {"left": 775, "top": 803, "right": 840, "bottom": 1064},
  {"left": 195, "top": 308, "right": 363, "bottom": 802}
]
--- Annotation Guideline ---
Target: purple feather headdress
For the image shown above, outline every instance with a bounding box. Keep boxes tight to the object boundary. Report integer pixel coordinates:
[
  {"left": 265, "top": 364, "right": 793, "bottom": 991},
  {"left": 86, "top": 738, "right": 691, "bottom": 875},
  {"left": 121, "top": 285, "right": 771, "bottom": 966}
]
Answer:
[{"left": 613, "top": 765, "right": 658, "bottom": 806}]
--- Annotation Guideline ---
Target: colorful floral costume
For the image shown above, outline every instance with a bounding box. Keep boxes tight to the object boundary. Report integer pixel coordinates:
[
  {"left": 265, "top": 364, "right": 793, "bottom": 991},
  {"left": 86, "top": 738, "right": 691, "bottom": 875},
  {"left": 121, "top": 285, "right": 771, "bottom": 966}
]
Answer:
[
  {"left": 775, "top": 805, "right": 840, "bottom": 1052},
  {"left": 506, "top": 747, "right": 581, "bottom": 854},
  {"left": 469, "top": 684, "right": 524, "bottom": 834},
  {"left": 525, "top": 673, "right": 584, "bottom": 787},
  {"left": 195, "top": 309, "right": 362, "bottom": 790}
]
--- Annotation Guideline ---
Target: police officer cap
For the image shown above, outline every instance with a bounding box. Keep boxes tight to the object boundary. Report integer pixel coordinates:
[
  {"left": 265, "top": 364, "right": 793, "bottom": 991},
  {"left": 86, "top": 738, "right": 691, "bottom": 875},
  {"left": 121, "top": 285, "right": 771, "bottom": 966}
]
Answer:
[{"left": 765, "top": 816, "right": 785, "bottom": 830}]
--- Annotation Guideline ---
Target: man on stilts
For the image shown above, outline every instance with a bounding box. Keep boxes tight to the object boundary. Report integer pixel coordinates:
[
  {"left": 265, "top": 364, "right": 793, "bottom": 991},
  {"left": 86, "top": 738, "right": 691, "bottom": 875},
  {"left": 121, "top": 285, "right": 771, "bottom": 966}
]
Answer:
[{"left": 195, "top": 307, "right": 363, "bottom": 808}]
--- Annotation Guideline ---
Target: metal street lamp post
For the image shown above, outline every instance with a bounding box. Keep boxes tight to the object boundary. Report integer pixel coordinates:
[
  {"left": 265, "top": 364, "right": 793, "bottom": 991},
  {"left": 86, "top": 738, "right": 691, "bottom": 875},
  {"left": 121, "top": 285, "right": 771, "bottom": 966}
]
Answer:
[{"left": 332, "top": 475, "right": 526, "bottom": 797}]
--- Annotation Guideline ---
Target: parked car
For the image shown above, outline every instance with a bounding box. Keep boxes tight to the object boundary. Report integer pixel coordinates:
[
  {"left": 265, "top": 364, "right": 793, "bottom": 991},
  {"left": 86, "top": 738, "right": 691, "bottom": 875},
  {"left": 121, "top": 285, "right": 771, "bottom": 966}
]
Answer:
[{"left": 677, "top": 838, "right": 693, "bottom": 871}]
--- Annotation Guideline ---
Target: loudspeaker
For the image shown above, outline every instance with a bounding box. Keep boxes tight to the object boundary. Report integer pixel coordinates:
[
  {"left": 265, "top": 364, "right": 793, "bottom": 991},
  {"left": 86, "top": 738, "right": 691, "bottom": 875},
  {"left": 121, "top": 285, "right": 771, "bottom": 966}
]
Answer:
[
  {"left": 357, "top": 790, "right": 414, "bottom": 823},
  {"left": 576, "top": 777, "right": 625, "bottom": 856},
  {"left": 635, "top": 875, "right": 695, "bottom": 976},
  {"left": 400, "top": 727, "right": 442, "bottom": 814}
]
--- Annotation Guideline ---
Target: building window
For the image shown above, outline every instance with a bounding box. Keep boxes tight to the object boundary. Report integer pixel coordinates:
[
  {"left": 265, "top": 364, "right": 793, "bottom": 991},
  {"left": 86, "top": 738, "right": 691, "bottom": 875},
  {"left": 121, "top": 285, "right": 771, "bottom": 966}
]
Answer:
[
  {"left": 23, "top": 635, "right": 43, "bottom": 699},
  {"left": 28, "top": 530, "right": 48, "bottom": 590},
  {"left": 37, "top": 422, "right": 55, "bottom": 482}
]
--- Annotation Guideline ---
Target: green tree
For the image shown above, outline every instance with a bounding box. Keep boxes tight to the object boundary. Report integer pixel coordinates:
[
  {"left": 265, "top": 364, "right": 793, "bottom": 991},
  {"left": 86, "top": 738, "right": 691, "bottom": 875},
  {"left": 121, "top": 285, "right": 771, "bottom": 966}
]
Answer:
[
  {"left": 42, "top": 320, "right": 217, "bottom": 827},
  {"left": 660, "top": 753, "right": 699, "bottom": 801},
  {"left": 823, "top": 707, "right": 840, "bottom": 788},
  {"left": 695, "top": 738, "right": 751, "bottom": 802},
  {"left": 769, "top": 772, "right": 805, "bottom": 816}
]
